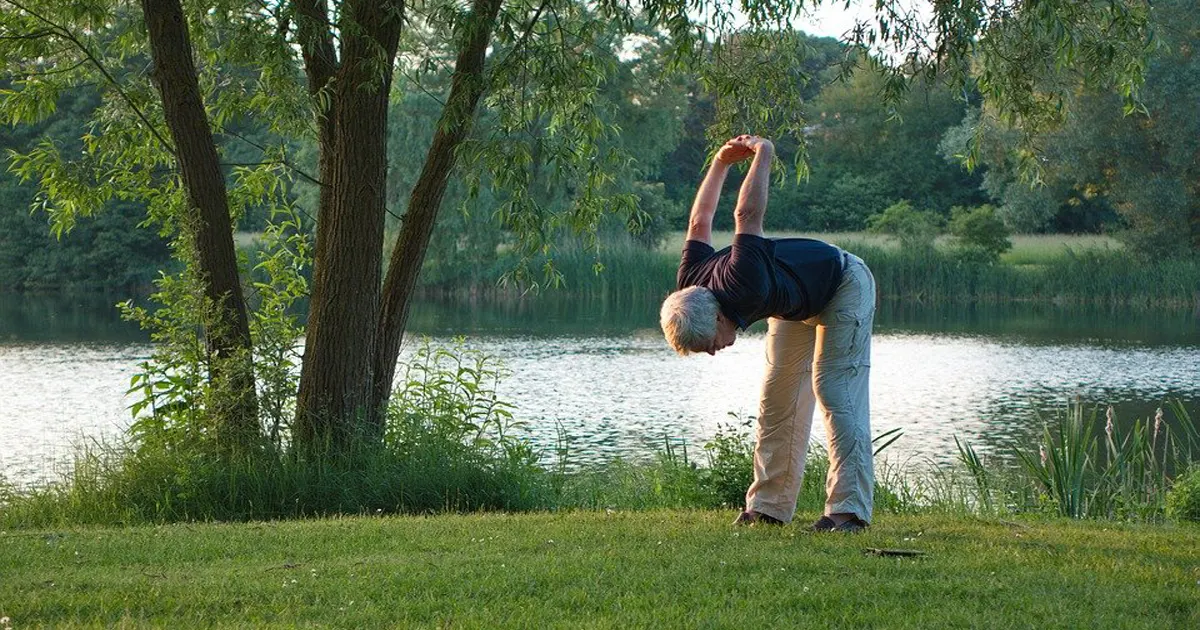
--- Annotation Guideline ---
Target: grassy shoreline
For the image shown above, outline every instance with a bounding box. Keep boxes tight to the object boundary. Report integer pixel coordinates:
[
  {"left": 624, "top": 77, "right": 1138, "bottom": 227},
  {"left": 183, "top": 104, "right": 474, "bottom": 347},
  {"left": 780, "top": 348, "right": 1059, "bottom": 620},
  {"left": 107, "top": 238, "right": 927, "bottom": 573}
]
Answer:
[
  {"left": 415, "top": 232, "right": 1200, "bottom": 308},
  {"left": 2, "top": 511, "right": 1197, "bottom": 628}
]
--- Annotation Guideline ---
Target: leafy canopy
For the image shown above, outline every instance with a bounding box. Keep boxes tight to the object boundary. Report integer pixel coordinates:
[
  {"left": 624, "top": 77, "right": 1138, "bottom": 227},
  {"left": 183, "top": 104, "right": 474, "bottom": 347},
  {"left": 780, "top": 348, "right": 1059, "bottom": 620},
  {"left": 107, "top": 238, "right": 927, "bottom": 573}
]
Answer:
[{"left": 0, "top": 0, "right": 1156, "bottom": 275}]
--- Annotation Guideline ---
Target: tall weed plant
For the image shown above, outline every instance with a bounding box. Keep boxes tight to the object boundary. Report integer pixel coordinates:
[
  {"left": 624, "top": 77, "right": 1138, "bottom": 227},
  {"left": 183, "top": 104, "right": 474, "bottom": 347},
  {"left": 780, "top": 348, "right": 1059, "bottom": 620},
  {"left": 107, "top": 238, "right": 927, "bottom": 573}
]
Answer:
[{"left": 955, "top": 400, "right": 1199, "bottom": 521}]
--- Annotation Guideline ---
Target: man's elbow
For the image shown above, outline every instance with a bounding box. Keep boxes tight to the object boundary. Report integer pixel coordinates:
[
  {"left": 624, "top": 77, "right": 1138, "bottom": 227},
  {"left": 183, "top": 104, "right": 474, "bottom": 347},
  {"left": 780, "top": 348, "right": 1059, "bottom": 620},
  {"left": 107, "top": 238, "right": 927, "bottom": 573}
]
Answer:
[{"left": 735, "top": 207, "right": 765, "bottom": 230}]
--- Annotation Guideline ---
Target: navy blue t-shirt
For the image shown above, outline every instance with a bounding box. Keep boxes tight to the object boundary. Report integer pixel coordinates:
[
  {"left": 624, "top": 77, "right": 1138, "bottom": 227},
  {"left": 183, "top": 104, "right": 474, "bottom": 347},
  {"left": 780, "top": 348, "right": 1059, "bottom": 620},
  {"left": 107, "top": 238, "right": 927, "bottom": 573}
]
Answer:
[{"left": 676, "top": 234, "right": 844, "bottom": 329}]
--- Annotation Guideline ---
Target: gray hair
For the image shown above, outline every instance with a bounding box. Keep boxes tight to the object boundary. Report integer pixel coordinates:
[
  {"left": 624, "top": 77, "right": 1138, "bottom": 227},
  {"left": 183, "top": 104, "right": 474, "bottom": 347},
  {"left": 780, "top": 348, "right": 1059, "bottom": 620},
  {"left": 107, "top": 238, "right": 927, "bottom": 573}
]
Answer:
[{"left": 660, "top": 286, "right": 719, "bottom": 355}]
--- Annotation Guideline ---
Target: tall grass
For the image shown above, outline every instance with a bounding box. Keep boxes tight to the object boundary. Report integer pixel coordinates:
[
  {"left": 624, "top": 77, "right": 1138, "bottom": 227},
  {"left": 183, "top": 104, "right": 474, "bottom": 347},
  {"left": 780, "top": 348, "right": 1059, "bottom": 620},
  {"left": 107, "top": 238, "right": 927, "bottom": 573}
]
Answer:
[
  {"left": 419, "top": 234, "right": 1199, "bottom": 308},
  {"left": 0, "top": 341, "right": 556, "bottom": 527},
  {"left": 954, "top": 400, "right": 1198, "bottom": 520},
  {"left": 847, "top": 242, "right": 1200, "bottom": 307},
  {"left": 4, "top": 366, "right": 1195, "bottom": 527}
]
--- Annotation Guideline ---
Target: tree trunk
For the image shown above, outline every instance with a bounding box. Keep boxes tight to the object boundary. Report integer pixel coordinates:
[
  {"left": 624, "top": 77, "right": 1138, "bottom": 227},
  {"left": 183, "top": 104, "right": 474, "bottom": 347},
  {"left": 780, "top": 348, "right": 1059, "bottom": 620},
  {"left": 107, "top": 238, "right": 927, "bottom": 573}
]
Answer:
[
  {"left": 294, "top": 0, "right": 405, "bottom": 452},
  {"left": 141, "top": 0, "right": 258, "bottom": 446},
  {"left": 292, "top": 0, "right": 338, "bottom": 263},
  {"left": 370, "top": 0, "right": 505, "bottom": 429}
]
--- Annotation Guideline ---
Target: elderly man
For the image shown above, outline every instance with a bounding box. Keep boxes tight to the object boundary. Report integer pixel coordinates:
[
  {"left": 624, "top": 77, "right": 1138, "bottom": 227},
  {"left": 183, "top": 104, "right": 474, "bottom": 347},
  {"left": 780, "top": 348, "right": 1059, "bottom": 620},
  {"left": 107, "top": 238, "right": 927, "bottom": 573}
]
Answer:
[{"left": 660, "top": 135, "right": 876, "bottom": 532}]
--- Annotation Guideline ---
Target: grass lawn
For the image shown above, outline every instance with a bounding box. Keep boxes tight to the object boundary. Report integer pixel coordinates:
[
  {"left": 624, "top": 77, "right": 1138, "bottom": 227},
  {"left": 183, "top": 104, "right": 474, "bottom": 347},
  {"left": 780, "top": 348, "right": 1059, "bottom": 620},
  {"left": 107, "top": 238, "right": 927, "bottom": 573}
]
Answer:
[{"left": 2, "top": 511, "right": 1197, "bottom": 628}]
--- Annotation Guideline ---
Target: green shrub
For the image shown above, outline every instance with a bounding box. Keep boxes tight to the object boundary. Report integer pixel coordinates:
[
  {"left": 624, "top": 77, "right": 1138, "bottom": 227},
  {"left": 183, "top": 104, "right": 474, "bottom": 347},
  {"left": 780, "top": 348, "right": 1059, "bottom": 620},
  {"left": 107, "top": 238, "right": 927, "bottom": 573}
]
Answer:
[
  {"left": 866, "top": 200, "right": 940, "bottom": 250},
  {"left": 948, "top": 204, "right": 1012, "bottom": 264},
  {"left": 701, "top": 419, "right": 755, "bottom": 508},
  {"left": 1166, "top": 468, "right": 1200, "bottom": 522}
]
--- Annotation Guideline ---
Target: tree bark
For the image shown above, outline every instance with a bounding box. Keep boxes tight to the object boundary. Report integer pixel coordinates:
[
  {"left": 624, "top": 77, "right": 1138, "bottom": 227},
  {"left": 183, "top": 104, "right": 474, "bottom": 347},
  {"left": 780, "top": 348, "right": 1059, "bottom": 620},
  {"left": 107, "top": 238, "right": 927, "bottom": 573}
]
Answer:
[
  {"left": 292, "top": 0, "right": 337, "bottom": 250},
  {"left": 294, "top": 0, "right": 405, "bottom": 452},
  {"left": 370, "top": 0, "right": 505, "bottom": 430},
  {"left": 141, "top": 0, "right": 258, "bottom": 446}
]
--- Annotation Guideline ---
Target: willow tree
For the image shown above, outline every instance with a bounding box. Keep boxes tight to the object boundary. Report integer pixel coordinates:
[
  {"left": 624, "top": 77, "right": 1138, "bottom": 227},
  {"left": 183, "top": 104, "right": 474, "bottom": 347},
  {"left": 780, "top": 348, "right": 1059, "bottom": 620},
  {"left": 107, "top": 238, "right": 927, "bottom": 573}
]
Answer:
[{"left": 0, "top": 0, "right": 1157, "bottom": 453}]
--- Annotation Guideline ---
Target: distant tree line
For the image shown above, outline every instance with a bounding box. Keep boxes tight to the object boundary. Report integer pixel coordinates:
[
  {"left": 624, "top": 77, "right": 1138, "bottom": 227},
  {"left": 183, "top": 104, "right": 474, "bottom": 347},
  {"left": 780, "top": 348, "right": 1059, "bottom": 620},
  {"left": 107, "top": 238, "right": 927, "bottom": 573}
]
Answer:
[
  {"left": 2, "top": 3, "right": 1195, "bottom": 293},
  {"left": 0, "top": 88, "right": 170, "bottom": 292}
]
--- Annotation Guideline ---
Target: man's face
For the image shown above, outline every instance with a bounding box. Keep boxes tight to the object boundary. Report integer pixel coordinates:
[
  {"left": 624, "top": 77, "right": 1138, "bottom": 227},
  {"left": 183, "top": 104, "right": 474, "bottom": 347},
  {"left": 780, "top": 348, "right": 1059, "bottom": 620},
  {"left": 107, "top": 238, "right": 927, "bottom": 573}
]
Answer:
[{"left": 703, "top": 312, "right": 739, "bottom": 355}]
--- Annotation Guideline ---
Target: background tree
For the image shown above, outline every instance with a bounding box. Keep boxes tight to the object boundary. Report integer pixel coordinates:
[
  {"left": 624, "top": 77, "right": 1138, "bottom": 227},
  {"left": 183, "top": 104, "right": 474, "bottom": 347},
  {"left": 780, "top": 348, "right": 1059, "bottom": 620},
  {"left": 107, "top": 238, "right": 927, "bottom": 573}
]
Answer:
[
  {"left": 0, "top": 0, "right": 1159, "bottom": 460},
  {"left": 0, "top": 88, "right": 170, "bottom": 291},
  {"left": 797, "top": 69, "right": 987, "bottom": 230},
  {"left": 943, "top": 0, "right": 1196, "bottom": 256}
]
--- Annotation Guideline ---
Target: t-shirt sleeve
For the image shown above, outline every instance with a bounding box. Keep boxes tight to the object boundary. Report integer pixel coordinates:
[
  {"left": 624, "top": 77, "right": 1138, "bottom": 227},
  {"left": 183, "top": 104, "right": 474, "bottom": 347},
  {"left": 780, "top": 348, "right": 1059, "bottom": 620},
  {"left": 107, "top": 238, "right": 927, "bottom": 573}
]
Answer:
[
  {"left": 718, "top": 235, "right": 775, "bottom": 328},
  {"left": 676, "top": 240, "right": 715, "bottom": 289},
  {"left": 729, "top": 234, "right": 775, "bottom": 275},
  {"left": 726, "top": 234, "right": 774, "bottom": 298}
]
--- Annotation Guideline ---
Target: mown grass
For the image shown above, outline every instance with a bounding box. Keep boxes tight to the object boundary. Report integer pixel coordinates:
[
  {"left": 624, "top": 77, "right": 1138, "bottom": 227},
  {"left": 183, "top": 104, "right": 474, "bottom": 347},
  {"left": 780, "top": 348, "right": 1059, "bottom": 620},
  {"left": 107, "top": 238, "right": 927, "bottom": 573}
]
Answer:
[{"left": 1, "top": 511, "right": 1197, "bottom": 628}]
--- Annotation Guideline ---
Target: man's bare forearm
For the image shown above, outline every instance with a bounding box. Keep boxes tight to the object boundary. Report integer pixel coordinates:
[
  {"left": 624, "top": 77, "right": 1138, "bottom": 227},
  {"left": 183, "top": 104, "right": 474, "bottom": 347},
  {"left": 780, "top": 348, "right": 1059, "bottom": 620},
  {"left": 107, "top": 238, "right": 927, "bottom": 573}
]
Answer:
[
  {"left": 686, "top": 161, "right": 730, "bottom": 245},
  {"left": 734, "top": 141, "right": 772, "bottom": 237}
]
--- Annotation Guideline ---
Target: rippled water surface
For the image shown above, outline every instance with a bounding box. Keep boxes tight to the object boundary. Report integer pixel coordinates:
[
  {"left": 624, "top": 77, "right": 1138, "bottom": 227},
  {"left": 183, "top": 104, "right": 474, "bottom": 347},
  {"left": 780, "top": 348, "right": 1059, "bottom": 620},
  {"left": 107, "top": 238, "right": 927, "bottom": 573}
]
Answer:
[{"left": 2, "top": 294, "right": 1198, "bottom": 486}]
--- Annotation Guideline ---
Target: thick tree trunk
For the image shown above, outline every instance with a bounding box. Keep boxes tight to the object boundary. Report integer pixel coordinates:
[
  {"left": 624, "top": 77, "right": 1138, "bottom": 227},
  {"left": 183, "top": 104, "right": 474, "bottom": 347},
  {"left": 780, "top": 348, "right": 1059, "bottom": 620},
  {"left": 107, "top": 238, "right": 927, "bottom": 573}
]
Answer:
[
  {"left": 294, "top": 0, "right": 405, "bottom": 452},
  {"left": 370, "top": 0, "right": 505, "bottom": 430},
  {"left": 292, "top": 0, "right": 337, "bottom": 243},
  {"left": 141, "top": 0, "right": 258, "bottom": 445}
]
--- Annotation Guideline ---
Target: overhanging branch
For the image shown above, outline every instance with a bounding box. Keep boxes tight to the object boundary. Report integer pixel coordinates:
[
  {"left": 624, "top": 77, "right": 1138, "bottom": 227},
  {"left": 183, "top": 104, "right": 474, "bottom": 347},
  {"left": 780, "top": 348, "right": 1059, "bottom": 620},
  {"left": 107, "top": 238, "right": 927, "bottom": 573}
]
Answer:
[{"left": 3, "top": 0, "right": 177, "bottom": 156}]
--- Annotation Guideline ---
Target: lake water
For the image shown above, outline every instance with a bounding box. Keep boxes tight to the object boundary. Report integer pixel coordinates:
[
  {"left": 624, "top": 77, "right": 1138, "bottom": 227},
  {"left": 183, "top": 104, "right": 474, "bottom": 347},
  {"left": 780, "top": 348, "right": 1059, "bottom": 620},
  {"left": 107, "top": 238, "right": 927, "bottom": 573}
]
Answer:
[{"left": 2, "top": 293, "right": 1198, "bottom": 487}]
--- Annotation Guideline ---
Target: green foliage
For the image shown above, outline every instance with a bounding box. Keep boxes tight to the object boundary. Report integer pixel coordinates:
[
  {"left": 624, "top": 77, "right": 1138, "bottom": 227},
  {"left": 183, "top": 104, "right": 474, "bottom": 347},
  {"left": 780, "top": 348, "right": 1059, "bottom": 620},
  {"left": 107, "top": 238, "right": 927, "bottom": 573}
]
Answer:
[
  {"left": 998, "top": 402, "right": 1198, "bottom": 520},
  {"left": 5, "top": 338, "right": 552, "bottom": 525},
  {"left": 947, "top": 204, "right": 1012, "bottom": 264},
  {"left": 247, "top": 205, "right": 310, "bottom": 445},
  {"left": 1166, "top": 468, "right": 1200, "bottom": 523},
  {"left": 1014, "top": 404, "right": 1098, "bottom": 519},
  {"left": 700, "top": 419, "right": 755, "bottom": 508},
  {"left": 866, "top": 200, "right": 940, "bottom": 250},
  {"left": 841, "top": 239, "right": 1199, "bottom": 307},
  {"left": 0, "top": 88, "right": 170, "bottom": 291},
  {"left": 805, "top": 69, "right": 987, "bottom": 223},
  {"left": 954, "top": 437, "right": 994, "bottom": 514},
  {"left": 948, "top": 0, "right": 1199, "bottom": 255},
  {"left": 388, "top": 340, "right": 527, "bottom": 464},
  {"left": 785, "top": 173, "right": 897, "bottom": 232}
]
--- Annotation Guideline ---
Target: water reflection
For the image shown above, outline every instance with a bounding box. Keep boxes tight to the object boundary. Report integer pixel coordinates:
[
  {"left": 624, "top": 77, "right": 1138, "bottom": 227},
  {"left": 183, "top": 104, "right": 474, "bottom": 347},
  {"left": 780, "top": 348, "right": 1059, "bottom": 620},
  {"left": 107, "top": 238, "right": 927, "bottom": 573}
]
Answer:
[
  {"left": 1, "top": 292, "right": 1197, "bottom": 486},
  {"left": 469, "top": 330, "right": 1199, "bottom": 470},
  {"left": 406, "top": 294, "right": 1200, "bottom": 347},
  {"left": 0, "top": 293, "right": 145, "bottom": 344}
]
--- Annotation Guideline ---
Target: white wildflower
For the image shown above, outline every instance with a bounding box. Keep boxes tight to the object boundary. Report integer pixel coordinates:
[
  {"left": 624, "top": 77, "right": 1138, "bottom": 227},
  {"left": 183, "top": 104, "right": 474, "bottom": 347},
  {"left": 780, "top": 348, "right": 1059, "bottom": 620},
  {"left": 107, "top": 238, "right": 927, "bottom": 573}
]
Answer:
[
  {"left": 1153, "top": 407, "right": 1164, "bottom": 444},
  {"left": 1105, "top": 406, "right": 1115, "bottom": 442}
]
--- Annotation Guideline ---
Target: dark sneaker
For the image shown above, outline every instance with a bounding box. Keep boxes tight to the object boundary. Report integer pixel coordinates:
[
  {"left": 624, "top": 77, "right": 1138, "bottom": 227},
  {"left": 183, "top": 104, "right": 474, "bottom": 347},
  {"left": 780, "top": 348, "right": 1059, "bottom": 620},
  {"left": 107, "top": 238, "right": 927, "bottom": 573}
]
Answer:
[
  {"left": 733, "top": 510, "right": 785, "bottom": 526},
  {"left": 809, "top": 515, "right": 837, "bottom": 532},
  {"left": 810, "top": 515, "right": 870, "bottom": 533},
  {"left": 835, "top": 516, "right": 870, "bottom": 533}
]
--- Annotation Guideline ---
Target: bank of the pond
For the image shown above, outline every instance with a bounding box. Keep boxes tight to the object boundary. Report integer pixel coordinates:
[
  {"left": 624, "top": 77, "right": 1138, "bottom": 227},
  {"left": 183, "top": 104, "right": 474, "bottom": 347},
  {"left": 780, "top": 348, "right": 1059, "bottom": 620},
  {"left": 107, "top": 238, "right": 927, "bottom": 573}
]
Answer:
[
  {"left": 1, "top": 512, "right": 1196, "bottom": 628},
  {"left": 417, "top": 237, "right": 1200, "bottom": 308}
]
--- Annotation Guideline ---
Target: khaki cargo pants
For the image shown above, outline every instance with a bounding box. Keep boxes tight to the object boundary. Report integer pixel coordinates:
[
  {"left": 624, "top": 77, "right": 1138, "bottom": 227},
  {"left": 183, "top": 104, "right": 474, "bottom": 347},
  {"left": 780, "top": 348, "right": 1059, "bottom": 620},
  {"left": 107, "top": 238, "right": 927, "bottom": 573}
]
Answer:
[{"left": 746, "top": 253, "right": 876, "bottom": 523}]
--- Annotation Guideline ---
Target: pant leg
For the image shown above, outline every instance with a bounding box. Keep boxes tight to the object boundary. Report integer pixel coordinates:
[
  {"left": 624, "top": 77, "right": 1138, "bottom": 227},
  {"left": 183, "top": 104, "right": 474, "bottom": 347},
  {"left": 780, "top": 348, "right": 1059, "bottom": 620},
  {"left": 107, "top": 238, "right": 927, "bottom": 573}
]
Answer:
[
  {"left": 745, "top": 317, "right": 817, "bottom": 523},
  {"left": 812, "top": 255, "right": 876, "bottom": 523}
]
